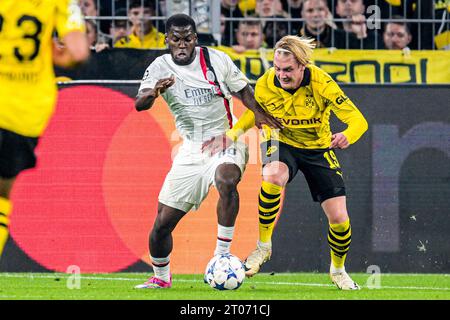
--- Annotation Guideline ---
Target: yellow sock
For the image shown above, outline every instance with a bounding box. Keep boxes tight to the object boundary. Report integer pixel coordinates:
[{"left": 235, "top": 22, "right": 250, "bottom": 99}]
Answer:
[
  {"left": 258, "top": 181, "right": 283, "bottom": 244},
  {"left": 0, "top": 197, "right": 12, "bottom": 259},
  {"left": 328, "top": 218, "right": 351, "bottom": 269}
]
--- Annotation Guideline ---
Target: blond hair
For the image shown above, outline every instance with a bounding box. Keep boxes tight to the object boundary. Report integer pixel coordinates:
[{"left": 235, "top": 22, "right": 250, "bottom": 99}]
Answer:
[{"left": 274, "top": 35, "right": 316, "bottom": 66}]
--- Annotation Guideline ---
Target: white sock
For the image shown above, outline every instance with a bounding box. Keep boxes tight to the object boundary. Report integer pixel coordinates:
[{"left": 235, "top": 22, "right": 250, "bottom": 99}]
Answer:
[
  {"left": 214, "top": 224, "right": 235, "bottom": 255},
  {"left": 151, "top": 255, "right": 171, "bottom": 282},
  {"left": 330, "top": 264, "right": 345, "bottom": 274},
  {"left": 257, "top": 240, "right": 272, "bottom": 249}
]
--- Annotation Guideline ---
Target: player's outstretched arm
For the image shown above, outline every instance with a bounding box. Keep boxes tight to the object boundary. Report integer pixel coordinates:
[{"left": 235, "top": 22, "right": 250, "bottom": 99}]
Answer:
[
  {"left": 202, "top": 134, "right": 233, "bottom": 157},
  {"left": 53, "top": 31, "right": 90, "bottom": 68},
  {"left": 202, "top": 109, "right": 255, "bottom": 156},
  {"left": 135, "top": 76, "right": 175, "bottom": 111},
  {"left": 234, "top": 85, "right": 283, "bottom": 130}
]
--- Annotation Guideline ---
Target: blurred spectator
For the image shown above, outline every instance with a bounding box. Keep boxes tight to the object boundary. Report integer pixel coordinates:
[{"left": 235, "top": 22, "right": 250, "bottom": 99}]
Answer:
[
  {"left": 115, "top": 0, "right": 166, "bottom": 49},
  {"left": 256, "top": 0, "right": 284, "bottom": 16},
  {"left": 282, "top": 0, "right": 304, "bottom": 34},
  {"left": 86, "top": 19, "right": 97, "bottom": 48},
  {"left": 110, "top": 8, "right": 130, "bottom": 47},
  {"left": 221, "top": 13, "right": 227, "bottom": 35},
  {"left": 193, "top": 0, "right": 211, "bottom": 33},
  {"left": 159, "top": 0, "right": 167, "bottom": 15},
  {"left": 335, "top": 0, "right": 366, "bottom": 38},
  {"left": 233, "top": 20, "right": 266, "bottom": 52},
  {"left": 402, "top": 0, "right": 450, "bottom": 50},
  {"left": 79, "top": 0, "right": 103, "bottom": 39},
  {"left": 383, "top": 16, "right": 412, "bottom": 50},
  {"left": 255, "top": 0, "right": 290, "bottom": 47},
  {"left": 86, "top": 20, "right": 111, "bottom": 52},
  {"left": 96, "top": 1, "right": 127, "bottom": 34},
  {"left": 299, "top": 0, "right": 354, "bottom": 48},
  {"left": 79, "top": 0, "right": 99, "bottom": 17},
  {"left": 156, "top": 0, "right": 167, "bottom": 33},
  {"left": 335, "top": 0, "right": 378, "bottom": 48},
  {"left": 221, "top": 0, "right": 245, "bottom": 46},
  {"left": 282, "top": 0, "right": 336, "bottom": 14}
]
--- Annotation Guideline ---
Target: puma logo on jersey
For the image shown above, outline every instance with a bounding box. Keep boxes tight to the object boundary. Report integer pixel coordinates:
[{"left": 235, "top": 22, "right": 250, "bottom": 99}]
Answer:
[{"left": 266, "top": 146, "right": 278, "bottom": 156}]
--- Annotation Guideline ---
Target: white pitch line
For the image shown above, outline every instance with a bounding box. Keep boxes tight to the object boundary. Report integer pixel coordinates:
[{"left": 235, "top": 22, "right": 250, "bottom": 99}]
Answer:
[
  {"left": 0, "top": 273, "right": 449, "bottom": 291},
  {"left": 277, "top": 273, "right": 450, "bottom": 277}
]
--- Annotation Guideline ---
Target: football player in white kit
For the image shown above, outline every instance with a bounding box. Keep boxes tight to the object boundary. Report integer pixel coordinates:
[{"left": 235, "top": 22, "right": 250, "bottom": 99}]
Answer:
[{"left": 134, "top": 14, "right": 282, "bottom": 289}]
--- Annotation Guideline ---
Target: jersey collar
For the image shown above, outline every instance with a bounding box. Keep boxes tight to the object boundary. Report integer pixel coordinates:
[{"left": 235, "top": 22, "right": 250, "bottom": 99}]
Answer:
[{"left": 273, "top": 66, "right": 311, "bottom": 94}]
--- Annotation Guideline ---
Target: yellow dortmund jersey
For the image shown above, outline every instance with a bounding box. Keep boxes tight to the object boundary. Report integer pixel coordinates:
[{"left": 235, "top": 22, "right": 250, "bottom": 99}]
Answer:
[
  {"left": 115, "top": 27, "right": 165, "bottom": 49},
  {"left": 228, "top": 64, "right": 368, "bottom": 149},
  {"left": 0, "top": 0, "right": 85, "bottom": 137}
]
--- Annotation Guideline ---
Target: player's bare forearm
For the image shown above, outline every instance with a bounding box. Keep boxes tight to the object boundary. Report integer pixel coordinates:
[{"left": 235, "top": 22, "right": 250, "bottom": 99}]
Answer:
[
  {"left": 52, "top": 32, "right": 90, "bottom": 68},
  {"left": 234, "top": 85, "right": 265, "bottom": 114},
  {"left": 136, "top": 76, "right": 175, "bottom": 111},
  {"left": 52, "top": 41, "right": 89, "bottom": 68},
  {"left": 234, "top": 85, "right": 283, "bottom": 129},
  {"left": 52, "top": 46, "right": 75, "bottom": 68},
  {"left": 135, "top": 88, "right": 158, "bottom": 111}
]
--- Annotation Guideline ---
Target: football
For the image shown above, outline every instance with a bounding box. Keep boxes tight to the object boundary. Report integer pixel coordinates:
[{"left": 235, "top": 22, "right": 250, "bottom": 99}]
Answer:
[{"left": 204, "top": 253, "right": 245, "bottom": 290}]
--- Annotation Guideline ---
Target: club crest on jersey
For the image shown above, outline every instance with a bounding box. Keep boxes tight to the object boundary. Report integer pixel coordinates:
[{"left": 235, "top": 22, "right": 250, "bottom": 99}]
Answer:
[{"left": 305, "top": 95, "right": 315, "bottom": 108}]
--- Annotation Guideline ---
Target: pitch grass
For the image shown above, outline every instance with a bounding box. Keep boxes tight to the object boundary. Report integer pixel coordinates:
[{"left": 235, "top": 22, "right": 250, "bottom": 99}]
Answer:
[{"left": 0, "top": 272, "right": 449, "bottom": 300}]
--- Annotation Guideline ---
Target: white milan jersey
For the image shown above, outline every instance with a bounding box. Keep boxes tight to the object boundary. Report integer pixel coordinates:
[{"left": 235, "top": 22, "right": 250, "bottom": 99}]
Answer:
[{"left": 139, "top": 47, "right": 248, "bottom": 142}]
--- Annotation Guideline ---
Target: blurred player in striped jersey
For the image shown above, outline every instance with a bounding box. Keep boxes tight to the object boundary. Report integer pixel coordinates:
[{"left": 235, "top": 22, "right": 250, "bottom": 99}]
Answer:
[
  {"left": 0, "top": 0, "right": 89, "bottom": 261},
  {"left": 206, "top": 35, "right": 368, "bottom": 290},
  {"left": 134, "top": 13, "right": 281, "bottom": 289}
]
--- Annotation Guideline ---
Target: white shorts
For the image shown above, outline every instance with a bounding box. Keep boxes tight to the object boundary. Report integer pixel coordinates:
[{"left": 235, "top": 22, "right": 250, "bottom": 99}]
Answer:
[{"left": 158, "top": 139, "right": 248, "bottom": 212}]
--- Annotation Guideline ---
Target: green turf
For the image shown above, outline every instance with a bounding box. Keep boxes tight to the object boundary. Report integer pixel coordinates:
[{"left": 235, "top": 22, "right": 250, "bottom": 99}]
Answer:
[{"left": 0, "top": 272, "right": 449, "bottom": 300}]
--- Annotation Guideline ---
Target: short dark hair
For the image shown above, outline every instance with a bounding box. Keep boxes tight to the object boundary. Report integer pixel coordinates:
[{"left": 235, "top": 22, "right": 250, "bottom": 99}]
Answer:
[
  {"left": 165, "top": 14, "right": 197, "bottom": 34},
  {"left": 238, "top": 19, "right": 262, "bottom": 29},
  {"left": 110, "top": 8, "right": 128, "bottom": 28},
  {"left": 385, "top": 15, "right": 412, "bottom": 35},
  {"left": 129, "top": 0, "right": 156, "bottom": 11}
]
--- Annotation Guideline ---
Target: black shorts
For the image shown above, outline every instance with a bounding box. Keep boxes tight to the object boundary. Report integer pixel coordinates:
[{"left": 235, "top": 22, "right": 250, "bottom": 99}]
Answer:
[
  {"left": 261, "top": 140, "right": 346, "bottom": 203},
  {"left": 0, "top": 128, "right": 39, "bottom": 179}
]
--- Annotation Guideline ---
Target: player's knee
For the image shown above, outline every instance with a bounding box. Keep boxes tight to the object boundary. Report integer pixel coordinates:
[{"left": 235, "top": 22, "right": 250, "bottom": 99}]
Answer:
[
  {"left": 151, "top": 221, "right": 172, "bottom": 240},
  {"left": 262, "top": 162, "right": 289, "bottom": 187},
  {"left": 216, "top": 177, "right": 239, "bottom": 196},
  {"left": 327, "top": 211, "right": 349, "bottom": 224},
  {"left": 215, "top": 172, "right": 240, "bottom": 197},
  {"left": 263, "top": 170, "right": 289, "bottom": 187},
  {"left": 151, "top": 211, "right": 173, "bottom": 239},
  {"left": 321, "top": 195, "right": 348, "bottom": 224}
]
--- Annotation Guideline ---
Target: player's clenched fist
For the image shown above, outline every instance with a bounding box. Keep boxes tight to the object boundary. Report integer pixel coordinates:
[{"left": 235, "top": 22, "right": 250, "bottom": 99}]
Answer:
[
  {"left": 135, "top": 75, "right": 175, "bottom": 111},
  {"left": 331, "top": 132, "right": 350, "bottom": 149},
  {"left": 153, "top": 75, "right": 176, "bottom": 96}
]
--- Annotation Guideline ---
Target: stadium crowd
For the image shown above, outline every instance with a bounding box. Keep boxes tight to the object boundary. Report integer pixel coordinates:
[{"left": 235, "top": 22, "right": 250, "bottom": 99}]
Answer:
[{"left": 80, "top": 0, "right": 449, "bottom": 52}]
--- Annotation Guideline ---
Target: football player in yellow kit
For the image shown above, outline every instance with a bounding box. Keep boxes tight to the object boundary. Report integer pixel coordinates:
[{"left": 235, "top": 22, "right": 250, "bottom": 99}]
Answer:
[
  {"left": 0, "top": 0, "right": 90, "bottom": 260},
  {"left": 203, "top": 35, "right": 368, "bottom": 290}
]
